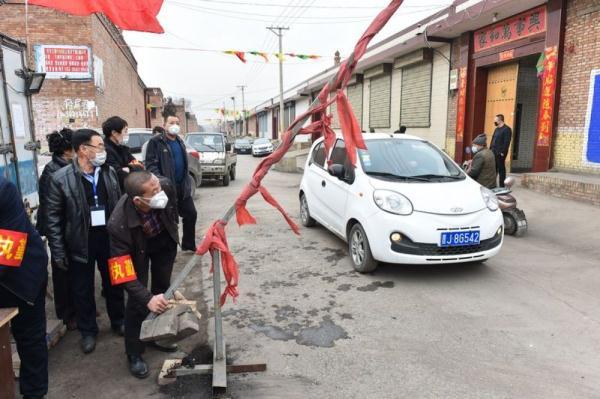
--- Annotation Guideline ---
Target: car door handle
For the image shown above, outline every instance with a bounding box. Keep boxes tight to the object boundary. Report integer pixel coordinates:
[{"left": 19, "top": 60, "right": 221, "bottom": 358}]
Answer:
[{"left": 321, "top": 180, "right": 326, "bottom": 187}]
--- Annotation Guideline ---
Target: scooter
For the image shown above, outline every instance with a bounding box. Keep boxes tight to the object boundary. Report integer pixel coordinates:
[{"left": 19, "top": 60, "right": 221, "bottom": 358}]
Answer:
[{"left": 462, "top": 157, "right": 528, "bottom": 237}]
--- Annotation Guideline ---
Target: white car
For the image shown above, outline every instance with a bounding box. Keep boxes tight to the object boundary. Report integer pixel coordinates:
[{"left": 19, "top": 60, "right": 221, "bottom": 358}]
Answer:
[
  {"left": 299, "top": 133, "right": 504, "bottom": 272},
  {"left": 252, "top": 138, "right": 274, "bottom": 157}
]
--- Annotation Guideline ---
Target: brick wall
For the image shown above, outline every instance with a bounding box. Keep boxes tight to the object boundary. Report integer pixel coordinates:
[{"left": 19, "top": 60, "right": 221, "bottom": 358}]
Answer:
[
  {"left": 91, "top": 15, "right": 145, "bottom": 128},
  {"left": 445, "top": 38, "right": 461, "bottom": 159},
  {"left": 553, "top": 0, "right": 600, "bottom": 174},
  {"left": 0, "top": 3, "right": 146, "bottom": 144}
]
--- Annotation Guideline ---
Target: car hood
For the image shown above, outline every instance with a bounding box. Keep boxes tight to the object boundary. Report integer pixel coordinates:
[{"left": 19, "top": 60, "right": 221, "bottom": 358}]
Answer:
[{"left": 368, "top": 176, "right": 486, "bottom": 215}]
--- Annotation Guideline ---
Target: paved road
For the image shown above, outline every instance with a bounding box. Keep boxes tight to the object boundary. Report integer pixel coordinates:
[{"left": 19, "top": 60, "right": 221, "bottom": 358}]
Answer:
[{"left": 46, "top": 154, "right": 600, "bottom": 398}]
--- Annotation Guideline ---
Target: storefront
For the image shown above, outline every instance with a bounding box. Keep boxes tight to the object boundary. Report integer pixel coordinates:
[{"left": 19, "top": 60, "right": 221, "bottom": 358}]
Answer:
[{"left": 454, "top": 0, "right": 566, "bottom": 172}]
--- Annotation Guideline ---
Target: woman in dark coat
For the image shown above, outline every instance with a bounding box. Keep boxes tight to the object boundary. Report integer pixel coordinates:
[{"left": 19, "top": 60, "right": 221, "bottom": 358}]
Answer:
[
  {"left": 36, "top": 127, "right": 76, "bottom": 328},
  {"left": 102, "top": 116, "right": 144, "bottom": 190}
]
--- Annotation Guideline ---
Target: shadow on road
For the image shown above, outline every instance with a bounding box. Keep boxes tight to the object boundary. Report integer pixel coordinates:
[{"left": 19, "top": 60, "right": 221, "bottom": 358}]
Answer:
[{"left": 371, "top": 261, "right": 494, "bottom": 282}]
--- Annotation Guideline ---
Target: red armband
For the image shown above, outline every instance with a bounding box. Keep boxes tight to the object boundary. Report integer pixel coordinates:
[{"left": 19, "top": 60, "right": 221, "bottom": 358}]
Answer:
[
  {"left": 108, "top": 255, "right": 137, "bottom": 285},
  {"left": 0, "top": 229, "right": 28, "bottom": 267}
]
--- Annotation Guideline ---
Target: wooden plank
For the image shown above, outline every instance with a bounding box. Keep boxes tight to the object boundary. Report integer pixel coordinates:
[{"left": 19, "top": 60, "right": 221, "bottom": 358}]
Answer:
[
  {"left": 0, "top": 308, "right": 18, "bottom": 329},
  {"left": 0, "top": 325, "right": 16, "bottom": 399}
]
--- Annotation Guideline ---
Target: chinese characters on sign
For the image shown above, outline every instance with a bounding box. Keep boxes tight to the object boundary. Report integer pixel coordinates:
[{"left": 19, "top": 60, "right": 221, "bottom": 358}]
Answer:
[
  {"left": 0, "top": 229, "right": 28, "bottom": 268},
  {"left": 456, "top": 67, "right": 468, "bottom": 142},
  {"left": 108, "top": 255, "right": 137, "bottom": 285},
  {"left": 34, "top": 45, "right": 92, "bottom": 79},
  {"left": 536, "top": 47, "right": 558, "bottom": 147},
  {"left": 474, "top": 6, "right": 546, "bottom": 53}
]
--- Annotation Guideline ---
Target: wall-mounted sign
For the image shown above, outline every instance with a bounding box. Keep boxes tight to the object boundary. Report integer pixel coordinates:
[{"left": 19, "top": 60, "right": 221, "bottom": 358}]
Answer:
[
  {"left": 34, "top": 45, "right": 92, "bottom": 79},
  {"left": 583, "top": 69, "right": 600, "bottom": 166},
  {"left": 536, "top": 46, "right": 558, "bottom": 147},
  {"left": 499, "top": 49, "right": 515, "bottom": 62},
  {"left": 455, "top": 67, "right": 467, "bottom": 142},
  {"left": 449, "top": 68, "right": 459, "bottom": 90},
  {"left": 474, "top": 6, "right": 546, "bottom": 53}
]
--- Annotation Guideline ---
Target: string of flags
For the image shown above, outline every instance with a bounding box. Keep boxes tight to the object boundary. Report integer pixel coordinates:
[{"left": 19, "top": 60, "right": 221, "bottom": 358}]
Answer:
[
  {"left": 223, "top": 50, "right": 321, "bottom": 63},
  {"left": 215, "top": 108, "right": 250, "bottom": 118}
]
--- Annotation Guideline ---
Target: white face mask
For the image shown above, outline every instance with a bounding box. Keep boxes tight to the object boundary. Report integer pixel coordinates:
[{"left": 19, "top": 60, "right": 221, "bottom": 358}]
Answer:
[
  {"left": 167, "top": 125, "right": 181, "bottom": 135},
  {"left": 471, "top": 145, "right": 479, "bottom": 154},
  {"left": 140, "top": 190, "right": 169, "bottom": 209},
  {"left": 91, "top": 150, "right": 107, "bottom": 167}
]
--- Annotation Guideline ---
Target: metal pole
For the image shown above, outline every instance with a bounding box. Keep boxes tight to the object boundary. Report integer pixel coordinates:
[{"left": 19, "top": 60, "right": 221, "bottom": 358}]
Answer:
[
  {"left": 267, "top": 26, "right": 289, "bottom": 139},
  {"left": 231, "top": 96, "right": 237, "bottom": 137},
  {"left": 238, "top": 85, "right": 246, "bottom": 136},
  {"left": 212, "top": 250, "right": 224, "bottom": 360}
]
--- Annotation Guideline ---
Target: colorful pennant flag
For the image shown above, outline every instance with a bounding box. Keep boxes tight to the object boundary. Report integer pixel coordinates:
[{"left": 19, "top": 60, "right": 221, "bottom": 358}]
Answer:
[
  {"left": 224, "top": 50, "right": 247, "bottom": 63},
  {"left": 249, "top": 51, "right": 269, "bottom": 63}
]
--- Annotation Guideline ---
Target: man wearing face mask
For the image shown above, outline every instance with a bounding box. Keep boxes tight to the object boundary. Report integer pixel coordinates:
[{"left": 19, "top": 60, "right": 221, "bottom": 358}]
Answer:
[
  {"left": 145, "top": 113, "right": 197, "bottom": 251},
  {"left": 103, "top": 116, "right": 144, "bottom": 190},
  {"left": 490, "top": 114, "right": 512, "bottom": 187},
  {"left": 46, "top": 129, "right": 125, "bottom": 354},
  {"left": 107, "top": 171, "right": 179, "bottom": 378},
  {"left": 467, "top": 133, "right": 497, "bottom": 189}
]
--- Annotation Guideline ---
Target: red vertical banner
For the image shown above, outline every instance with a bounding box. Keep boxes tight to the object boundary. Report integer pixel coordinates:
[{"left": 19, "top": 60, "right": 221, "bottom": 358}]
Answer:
[
  {"left": 456, "top": 67, "right": 468, "bottom": 143},
  {"left": 536, "top": 46, "right": 558, "bottom": 146}
]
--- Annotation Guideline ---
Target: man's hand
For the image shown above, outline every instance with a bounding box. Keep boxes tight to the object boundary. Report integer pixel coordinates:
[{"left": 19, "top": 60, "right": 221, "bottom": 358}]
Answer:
[
  {"left": 54, "top": 258, "right": 69, "bottom": 271},
  {"left": 147, "top": 294, "right": 169, "bottom": 313}
]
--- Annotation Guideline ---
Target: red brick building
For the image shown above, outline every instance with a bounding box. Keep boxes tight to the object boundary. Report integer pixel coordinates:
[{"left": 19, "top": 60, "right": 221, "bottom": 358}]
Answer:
[{"left": 0, "top": 1, "right": 147, "bottom": 143}]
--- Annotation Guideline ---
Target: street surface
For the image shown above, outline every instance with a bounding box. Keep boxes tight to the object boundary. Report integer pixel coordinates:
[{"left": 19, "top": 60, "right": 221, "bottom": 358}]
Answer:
[{"left": 46, "top": 154, "right": 600, "bottom": 398}]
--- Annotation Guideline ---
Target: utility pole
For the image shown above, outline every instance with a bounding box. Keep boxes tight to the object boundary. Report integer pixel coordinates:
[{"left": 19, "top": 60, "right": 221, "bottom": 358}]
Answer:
[
  {"left": 237, "top": 85, "right": 246, "bottom": 136},
  {"left": 231, "top": 96, "right": 237, "bottom": 136},
  {"left": 267, "top": 26, "right": 289, "bottom": 138}
]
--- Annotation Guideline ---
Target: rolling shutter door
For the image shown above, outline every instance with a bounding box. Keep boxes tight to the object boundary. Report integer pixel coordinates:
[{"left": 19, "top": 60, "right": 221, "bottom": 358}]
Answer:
[
  {"left": 400, "top": 62, "right": 432, "bottom": 128},
  {"left": 347, "top": 83, "right": 363, "bottom": 127},
  {"left": 369, "top": 74, "right": 391, "bottom": 128}
]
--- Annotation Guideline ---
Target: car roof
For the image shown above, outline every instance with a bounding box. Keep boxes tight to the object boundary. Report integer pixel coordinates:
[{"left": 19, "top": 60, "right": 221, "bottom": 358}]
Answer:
[
  {"left": 315, "top": 132, "right": 423, "bottom": 144},
  {"left": 186, "top": 132, "right": 223, "bottom": 135}
]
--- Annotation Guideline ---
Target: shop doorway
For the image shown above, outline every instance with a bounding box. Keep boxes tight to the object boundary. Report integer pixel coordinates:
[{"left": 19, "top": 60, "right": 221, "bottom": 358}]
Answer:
[
  {"left": 483, "top": 63, "right": 519, "bottom": 171},
  {"left": 512, "top": 55, "right": 541, "bottom": 172}
]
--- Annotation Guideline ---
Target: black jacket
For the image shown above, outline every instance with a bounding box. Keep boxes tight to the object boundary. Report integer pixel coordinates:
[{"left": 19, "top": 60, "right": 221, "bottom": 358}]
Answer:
[
  {"left": 107, "top": 178, "right": 179, "bottom": 307},
  {"left": 46, "top": 158, "right": 121, "bottom": 264},
  {"left": 0, "top": 176, "right": 48, "bottom": 305},
  {"left": 491, "top": 125, "right": 512, "bottom": 156},
  {"left": 36, "top": 154, "right": 69, "bottom": 237},
  {"left": 104, "top": 138, "right": 142, "bottom": 190},
  {"left": 145, "top": 133, "right": 192, "bottom": 199}
]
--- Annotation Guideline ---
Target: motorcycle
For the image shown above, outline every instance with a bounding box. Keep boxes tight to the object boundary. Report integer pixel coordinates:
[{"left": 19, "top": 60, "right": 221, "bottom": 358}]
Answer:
[{"left": 462, "top": 155, "right": 528, "bottom": 237}]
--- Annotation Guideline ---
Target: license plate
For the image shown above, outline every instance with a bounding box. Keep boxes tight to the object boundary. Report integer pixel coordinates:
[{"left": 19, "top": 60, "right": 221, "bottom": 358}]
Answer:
[{"left": 440, "top": 230, "right": 480, "bottom": 247}]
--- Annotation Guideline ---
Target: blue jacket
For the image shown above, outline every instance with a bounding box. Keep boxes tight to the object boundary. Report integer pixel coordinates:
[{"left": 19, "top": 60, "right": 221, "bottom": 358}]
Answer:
[{"left": 0, "top": 176, "right": 48, "bottom": 305}]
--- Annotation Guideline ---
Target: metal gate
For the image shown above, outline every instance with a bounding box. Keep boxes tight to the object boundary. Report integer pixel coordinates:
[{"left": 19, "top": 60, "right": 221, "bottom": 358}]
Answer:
[{"left": 0, "top": 34, "right": 39, "bottom": 214}]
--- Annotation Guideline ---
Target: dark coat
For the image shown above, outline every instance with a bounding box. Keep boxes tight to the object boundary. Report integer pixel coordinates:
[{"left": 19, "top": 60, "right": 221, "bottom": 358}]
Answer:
[
  {"left": 0, "top": 177, "right": 48, "bottom": 305},
  {"left": 104, "top": 138, "right": 142, "bottom": 190},
  {"left": 46, "top": 158, "right": 121, "bottom": 264},
  {"left": 491, "top": 125, "right": 512, "bottom": 156},
  {"left": 107, "top": 178, "right": 179, "bottom": 307},
  {"left": 36, "top": 154, "right": 69, "bottom": 237},
  {"left": 468, "top": 148, "right": 497, "bottom": 189},
  {"left": 145, "top": 133, "right": 191, "bottom": 199}
]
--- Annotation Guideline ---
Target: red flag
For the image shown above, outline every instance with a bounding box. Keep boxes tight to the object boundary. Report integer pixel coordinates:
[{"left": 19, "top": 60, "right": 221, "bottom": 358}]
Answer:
[{"left": 28, "top": 0, "right": 165, "bottom": 33}]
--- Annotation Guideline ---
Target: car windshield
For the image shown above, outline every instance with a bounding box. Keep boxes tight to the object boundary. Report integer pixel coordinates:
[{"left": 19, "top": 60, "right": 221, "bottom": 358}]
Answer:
[
  {"left": 186, "top": 134, "right": 224, "bottom": 152},
  {"left": 254, "top": 138, "right": 270, "bottom": 145},
  {"left": 358, "top": 139, "right": 465, "bottom": 182},
  {"left": 235, "top": 139, "right": 249, "bottom": 145}
]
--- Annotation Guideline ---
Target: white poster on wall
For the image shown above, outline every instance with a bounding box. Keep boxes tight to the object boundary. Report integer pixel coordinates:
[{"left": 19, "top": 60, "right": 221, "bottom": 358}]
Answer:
[
  {"left": 93, "top": 55, "right": 105, "bottom": 91},
  {"left": 10, "top": 103, "right": 26, "bottom": 138},
  {"left": 34, "top": 45, "right": 92, "bottom": 79}
]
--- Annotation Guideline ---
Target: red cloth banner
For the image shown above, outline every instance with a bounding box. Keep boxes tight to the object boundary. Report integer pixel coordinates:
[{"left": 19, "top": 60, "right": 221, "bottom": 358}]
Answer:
[
  {"left": 456, "top": 67, "right": 467, "bottom": 143},
  {"left": 536, "top": 46, "right": 558, "bottom": 147},
  {"left": 474, "top": 6, "right": 546, "bottom": 53},
  {"left": 198, "top": 0, "right": 404, "bottom": 306},
  {"left": 108, "top": 255, "right": 137, "bottom": 285},
  {"left": 0, "top": 229, "right": 28, "bottom": 268},
  {"left": 28, "top": 0, "right": 165, "bottom": 33}
]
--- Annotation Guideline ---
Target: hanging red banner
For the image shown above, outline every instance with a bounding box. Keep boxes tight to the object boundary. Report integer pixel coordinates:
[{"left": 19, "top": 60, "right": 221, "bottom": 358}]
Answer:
[
  {"left": 474, "top": 6, "right": 546, "bottom": 53},
  {"left": 536, "top": 46, "right": 558, "bottom": 146},
  {"left": 456, "top": 67, "right": 467, "bottom": 142}
]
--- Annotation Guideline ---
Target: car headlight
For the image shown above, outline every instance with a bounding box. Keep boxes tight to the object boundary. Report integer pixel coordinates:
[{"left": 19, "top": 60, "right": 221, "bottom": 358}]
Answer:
[
  {"left": 481, "top": 186, "right": 499, "bottom": 211},
  {"left": 373, "top": 190, "right": 413, "bottom": 215}
]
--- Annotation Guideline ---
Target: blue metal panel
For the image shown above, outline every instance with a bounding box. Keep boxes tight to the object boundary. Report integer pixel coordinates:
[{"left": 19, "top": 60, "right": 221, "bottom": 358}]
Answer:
[{"left": 585, "top": 72, "right": 600, "bottom": 164}]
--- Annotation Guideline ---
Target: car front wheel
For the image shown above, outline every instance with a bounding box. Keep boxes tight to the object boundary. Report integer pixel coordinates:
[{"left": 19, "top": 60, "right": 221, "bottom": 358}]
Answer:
[{"left": 348, "top": 223, "right": 378, "bottom": 273}]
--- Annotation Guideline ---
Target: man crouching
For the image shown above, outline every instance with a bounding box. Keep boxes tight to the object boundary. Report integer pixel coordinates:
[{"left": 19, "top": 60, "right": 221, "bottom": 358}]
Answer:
[{"left": 107, "top": 171, "right": 180, "bottom": 378}]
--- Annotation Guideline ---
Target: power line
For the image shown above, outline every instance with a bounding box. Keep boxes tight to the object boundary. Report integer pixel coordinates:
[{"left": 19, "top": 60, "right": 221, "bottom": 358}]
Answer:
[{"left": 168, "top": 0, "right": 450, "bottom": 10}]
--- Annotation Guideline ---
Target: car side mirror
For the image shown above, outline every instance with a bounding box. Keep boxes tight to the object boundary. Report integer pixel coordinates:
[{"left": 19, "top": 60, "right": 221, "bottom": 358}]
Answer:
[
  {"left": 225, "top": 143, "right": 232, "bottom": 152},
  {"left": 328, "top": 164, "right": 345, "bottom": 180}
]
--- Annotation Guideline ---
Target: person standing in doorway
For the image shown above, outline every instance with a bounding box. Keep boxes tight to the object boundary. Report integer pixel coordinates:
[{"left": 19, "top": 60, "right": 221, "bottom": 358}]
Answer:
[
  {"left": 46, "top": 129, "right": 125, "bottom": 354},
  {"left": 145, "top": 114, "right": 197, "bottom": 251},
  {"left": 36, "top": 128, "right": 76, "bottom": 330},
  {"left": 490, "top": 114, "right": 512, "bottom": 187}
]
